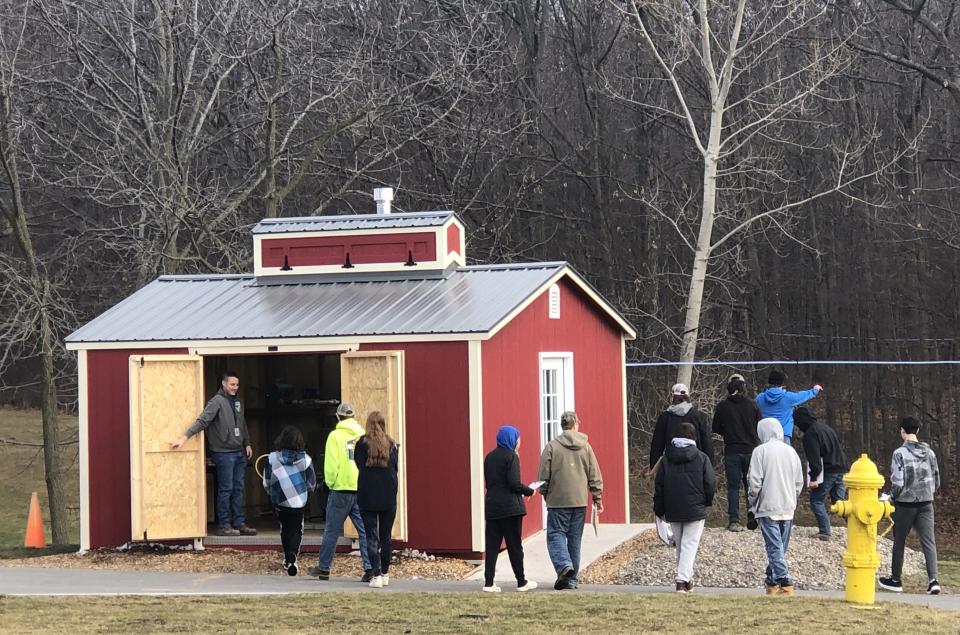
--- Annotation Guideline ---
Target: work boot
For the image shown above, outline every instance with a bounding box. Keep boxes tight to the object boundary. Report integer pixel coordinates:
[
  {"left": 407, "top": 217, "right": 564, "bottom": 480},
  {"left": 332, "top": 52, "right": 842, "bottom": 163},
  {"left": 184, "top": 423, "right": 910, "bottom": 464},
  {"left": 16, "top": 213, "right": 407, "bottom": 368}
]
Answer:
[
  {"left": 235, "top": 524, "right": 257, "bottom": 536},
  {"left": 777, "top": 585, "right": 795, "bottom": 596},
  {"left": 727, "top": 522, "right": 745, "bottom": 533},
  {"left": 765, "top": 582, "right": 779, "bottom": 596},
  {"left": 554, "top": 565, "right": 574, "bottom": 590},
  {"left": 816, "top": 533, "right": 830, "bottom": 542},
  {"left": 214, "top": 526, "right": 240, "bottom": 536}
]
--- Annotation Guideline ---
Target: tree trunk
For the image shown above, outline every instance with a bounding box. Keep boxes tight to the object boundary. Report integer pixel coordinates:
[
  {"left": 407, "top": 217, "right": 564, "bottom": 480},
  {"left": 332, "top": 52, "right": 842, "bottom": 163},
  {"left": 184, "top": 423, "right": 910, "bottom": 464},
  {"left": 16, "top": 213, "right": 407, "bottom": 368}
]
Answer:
[{"left": 39, "top": 287, "right": 68, "bottom": 544}]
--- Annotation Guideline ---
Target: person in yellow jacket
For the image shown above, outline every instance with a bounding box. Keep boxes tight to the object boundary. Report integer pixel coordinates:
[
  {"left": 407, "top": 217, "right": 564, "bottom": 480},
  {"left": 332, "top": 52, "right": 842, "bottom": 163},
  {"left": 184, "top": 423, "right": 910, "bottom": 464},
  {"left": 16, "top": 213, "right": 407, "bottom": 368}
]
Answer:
[{"left": 314, "top": 403, "right": 372, "bottom": 581}]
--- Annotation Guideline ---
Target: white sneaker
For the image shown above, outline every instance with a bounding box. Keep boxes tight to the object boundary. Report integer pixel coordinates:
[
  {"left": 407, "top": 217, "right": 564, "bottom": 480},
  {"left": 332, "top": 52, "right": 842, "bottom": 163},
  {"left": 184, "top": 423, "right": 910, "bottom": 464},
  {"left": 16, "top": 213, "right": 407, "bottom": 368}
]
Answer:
[
  {"left": 369, "top": 575, "right": 384, "bottom": 588},
  {"left": 517, "top": 580, "right": 538, "bottom": 592},
  {"left": 482, "top": 584, "right": 502, "bottom": 592},
  {"left": 381, "top": 574, "right": 389, "bottom": 586}
]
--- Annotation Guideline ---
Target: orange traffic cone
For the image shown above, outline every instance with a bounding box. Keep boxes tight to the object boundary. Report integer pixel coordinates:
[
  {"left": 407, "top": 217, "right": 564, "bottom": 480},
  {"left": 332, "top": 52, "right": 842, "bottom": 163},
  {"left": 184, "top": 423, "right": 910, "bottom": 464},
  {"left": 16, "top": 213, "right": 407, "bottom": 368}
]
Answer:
[{"left": 24, "top": 491, "right": 46, "bottom": 548}]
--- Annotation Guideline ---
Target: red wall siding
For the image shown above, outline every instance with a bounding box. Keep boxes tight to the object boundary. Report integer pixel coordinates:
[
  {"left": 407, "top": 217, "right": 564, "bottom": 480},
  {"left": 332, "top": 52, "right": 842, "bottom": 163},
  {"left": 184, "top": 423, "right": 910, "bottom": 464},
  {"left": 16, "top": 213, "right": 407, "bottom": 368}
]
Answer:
[
  {"left": 446, "top": 223, "right": 461, "bottom": 256},
  {"left": 86, "top": 348, "right": 187, "bottom": 548},
  {"left": 261, "top": 232, "right": 437, "bottom": 267},
  {"left": 482, "top": 278, "right": 626, "bottom": 536},
  {"left": 358, "top": 341, "right": 471, "bottom": 551}
]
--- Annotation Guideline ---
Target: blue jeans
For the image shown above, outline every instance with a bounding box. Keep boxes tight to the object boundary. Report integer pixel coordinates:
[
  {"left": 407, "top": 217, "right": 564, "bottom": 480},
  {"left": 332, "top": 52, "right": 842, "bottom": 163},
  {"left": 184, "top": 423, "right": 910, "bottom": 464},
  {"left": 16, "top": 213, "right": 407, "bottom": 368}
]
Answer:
[
  {"left": 317, "top": 491, "right": 371, "bottom": 572},
  {"left": 723, "top": 453, "right": 751, "bottom": 524},
  {"left": 211, "top": 450, "right": 246, "bottom": 528},
  {"left": 759, "top": 517, "right": 793, "bottom": 585},
  {"left": 810, "top": 472, "right": 846, "bottom": 535},
  {"left": 546, "top": 507, "right": 586, "bottom": 583}
]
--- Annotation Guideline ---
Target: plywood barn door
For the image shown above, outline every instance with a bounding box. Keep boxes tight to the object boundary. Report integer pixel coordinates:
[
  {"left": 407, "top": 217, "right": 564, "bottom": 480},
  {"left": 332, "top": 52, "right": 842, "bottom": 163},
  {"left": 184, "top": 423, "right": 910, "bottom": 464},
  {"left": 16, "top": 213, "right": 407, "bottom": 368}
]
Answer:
[
  {"left": 129, "top": 355, "right": 206, "bottom": 541},
  {"left": 340, "top": 351, "right": 407, "bottom": 541}
]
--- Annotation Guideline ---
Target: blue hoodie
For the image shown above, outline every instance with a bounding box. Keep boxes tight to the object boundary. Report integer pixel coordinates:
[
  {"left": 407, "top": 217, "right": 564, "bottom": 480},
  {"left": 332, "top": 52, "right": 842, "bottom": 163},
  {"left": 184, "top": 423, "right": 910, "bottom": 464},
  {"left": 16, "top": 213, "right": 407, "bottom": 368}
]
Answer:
[{"left": 755, "top": 386, "right": 819, "bottom": 437}]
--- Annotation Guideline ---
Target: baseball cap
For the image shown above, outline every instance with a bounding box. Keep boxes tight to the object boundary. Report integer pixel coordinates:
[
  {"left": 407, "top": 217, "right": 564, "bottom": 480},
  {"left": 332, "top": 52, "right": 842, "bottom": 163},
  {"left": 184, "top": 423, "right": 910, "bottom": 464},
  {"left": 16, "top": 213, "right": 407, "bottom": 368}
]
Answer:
[
  {"left": 671, "top": 383, "right": 689, "bottom": 396},
  {"left": 729, "top": 373, "right": 745, "bottom": 382},
  {"left": 336, "top": 402, "right": 355, "bottom": 417}
]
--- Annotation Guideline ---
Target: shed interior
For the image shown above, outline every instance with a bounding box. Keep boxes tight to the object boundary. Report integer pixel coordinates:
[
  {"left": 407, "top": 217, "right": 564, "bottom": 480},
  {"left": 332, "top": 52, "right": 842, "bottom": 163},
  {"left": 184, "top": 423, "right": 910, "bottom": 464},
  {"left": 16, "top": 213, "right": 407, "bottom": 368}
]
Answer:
[{"left": 202, "top": 352, "right": 343, "bottom": 532}]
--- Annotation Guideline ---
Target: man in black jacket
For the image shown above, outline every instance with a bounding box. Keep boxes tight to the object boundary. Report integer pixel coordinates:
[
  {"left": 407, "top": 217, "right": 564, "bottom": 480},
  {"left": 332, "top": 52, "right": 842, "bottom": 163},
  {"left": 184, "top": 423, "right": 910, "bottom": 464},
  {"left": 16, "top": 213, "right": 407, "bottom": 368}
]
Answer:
[
  {"left": 712, "top": 374, "right": 761, "bottom": 532},
  {"left": 794, "top": 407, "right": 848, "bottom": 541},
  {"left": 649, "top": 383, "right": 713, "bottom": 471}
]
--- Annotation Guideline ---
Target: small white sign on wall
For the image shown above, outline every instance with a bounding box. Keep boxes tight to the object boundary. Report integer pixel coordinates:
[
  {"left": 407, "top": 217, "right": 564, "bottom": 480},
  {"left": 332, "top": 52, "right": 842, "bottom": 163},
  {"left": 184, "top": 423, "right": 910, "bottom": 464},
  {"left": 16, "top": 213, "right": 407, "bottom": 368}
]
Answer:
[{"left": 548, "top": 284, "right": 560, "bottom": 319}]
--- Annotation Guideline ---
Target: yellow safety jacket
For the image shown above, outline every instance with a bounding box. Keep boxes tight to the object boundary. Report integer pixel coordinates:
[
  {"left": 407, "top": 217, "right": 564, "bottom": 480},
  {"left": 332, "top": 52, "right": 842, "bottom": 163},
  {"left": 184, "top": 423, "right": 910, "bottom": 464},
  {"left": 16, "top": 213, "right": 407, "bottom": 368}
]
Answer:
[{"left": 324, "top": 417, "right": 364, "bottom": 491}]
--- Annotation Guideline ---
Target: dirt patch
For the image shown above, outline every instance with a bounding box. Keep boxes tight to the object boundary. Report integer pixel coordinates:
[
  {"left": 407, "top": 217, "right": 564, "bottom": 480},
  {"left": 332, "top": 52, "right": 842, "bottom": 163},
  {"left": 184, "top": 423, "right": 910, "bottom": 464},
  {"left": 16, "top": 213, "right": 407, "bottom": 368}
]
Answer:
[{"left": 2, "top": 543, "right": 475, "bottom": 580}]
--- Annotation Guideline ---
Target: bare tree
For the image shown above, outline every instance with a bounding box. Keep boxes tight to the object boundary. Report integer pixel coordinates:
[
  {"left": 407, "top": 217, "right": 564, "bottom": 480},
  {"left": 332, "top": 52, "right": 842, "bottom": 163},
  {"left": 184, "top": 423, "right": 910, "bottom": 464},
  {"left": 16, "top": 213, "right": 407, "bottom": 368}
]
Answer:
[{"left": 616, "top": 0, "right": 923, "bottom": 389}]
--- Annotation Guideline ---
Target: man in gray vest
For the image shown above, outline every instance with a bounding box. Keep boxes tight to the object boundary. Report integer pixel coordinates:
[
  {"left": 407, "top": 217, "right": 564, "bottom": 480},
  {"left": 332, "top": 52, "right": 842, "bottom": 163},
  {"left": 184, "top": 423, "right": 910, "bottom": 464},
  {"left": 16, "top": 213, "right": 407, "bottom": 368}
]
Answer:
[{"left": 171, "top": 370, "right": 256, "bottom": 536}]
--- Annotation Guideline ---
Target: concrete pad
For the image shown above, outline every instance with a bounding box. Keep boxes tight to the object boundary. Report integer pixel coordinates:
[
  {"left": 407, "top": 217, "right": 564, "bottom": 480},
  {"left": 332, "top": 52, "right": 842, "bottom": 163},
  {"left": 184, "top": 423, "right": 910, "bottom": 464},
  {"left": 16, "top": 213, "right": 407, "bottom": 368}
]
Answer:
[{"left": 466, "top": 522, "right": 653, "bottom": 586}]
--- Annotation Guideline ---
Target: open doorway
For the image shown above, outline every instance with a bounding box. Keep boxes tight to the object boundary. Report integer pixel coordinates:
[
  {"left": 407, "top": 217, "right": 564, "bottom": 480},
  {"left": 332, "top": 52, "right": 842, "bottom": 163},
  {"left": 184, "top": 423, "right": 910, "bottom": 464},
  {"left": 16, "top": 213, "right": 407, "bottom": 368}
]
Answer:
[{"left": 201, "top": 352, "right": 342, "bottom": 537}]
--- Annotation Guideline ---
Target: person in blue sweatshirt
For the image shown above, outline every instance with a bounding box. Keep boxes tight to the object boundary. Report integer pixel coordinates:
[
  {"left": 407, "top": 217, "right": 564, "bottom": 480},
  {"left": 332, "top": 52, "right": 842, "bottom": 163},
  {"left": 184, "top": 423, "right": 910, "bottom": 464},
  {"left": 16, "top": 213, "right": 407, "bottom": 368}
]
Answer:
[{"left": 755, "top": 370, "right": 822, "bottom": 446}]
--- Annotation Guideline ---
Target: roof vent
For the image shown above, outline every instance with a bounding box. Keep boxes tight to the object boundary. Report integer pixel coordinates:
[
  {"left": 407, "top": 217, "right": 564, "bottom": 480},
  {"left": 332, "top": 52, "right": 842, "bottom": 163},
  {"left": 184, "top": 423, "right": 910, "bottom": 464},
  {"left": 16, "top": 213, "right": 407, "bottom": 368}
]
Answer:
[{"left": 374, "top": 187, "right": 394, "bottom": 214}]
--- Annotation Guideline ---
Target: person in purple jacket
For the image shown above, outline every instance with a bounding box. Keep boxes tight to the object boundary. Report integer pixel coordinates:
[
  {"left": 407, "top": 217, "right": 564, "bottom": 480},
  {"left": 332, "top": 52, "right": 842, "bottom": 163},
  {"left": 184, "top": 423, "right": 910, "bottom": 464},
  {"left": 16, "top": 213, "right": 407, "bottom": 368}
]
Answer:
[{"left": 755, "top": 370, "right": 822, "bottom": 446}]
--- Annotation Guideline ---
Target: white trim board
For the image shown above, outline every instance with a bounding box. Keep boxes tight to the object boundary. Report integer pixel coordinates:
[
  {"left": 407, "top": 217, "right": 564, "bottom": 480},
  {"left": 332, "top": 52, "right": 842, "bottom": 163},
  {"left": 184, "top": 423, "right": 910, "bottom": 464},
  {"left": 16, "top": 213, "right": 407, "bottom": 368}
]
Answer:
[
  {"left": 78, "top": 350, "right": 90, "bottom": 551},
  {"left": 468, "top": 340, "right": 485, "bottom": 552},
  {"left": 66, "top": 333, "right": 484, "bottom": 351}
]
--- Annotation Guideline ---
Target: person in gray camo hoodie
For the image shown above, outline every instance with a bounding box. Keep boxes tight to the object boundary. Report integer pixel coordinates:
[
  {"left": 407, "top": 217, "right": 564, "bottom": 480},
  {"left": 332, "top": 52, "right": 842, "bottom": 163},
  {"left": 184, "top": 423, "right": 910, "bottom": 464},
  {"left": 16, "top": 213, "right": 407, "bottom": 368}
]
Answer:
[{"left": 879, "top": 417, "right": 941, "bottom": 595}]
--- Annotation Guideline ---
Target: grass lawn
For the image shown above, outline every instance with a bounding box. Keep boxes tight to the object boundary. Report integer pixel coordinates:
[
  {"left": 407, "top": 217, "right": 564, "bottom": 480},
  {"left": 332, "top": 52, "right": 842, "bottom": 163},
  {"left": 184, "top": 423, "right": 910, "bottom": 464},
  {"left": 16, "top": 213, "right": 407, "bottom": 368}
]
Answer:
[
  {"left": 0, "top": 407, "right": 79, "bottom": 552},
  {"left": 0, "top": 593, "right": 958, "bottom": 634}
]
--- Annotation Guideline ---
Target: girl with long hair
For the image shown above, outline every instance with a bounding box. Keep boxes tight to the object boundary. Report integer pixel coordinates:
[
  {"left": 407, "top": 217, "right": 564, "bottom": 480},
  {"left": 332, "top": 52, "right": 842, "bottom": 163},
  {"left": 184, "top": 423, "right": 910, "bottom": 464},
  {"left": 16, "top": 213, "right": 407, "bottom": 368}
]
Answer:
[{"left": 354, "top": 410, "right": 399, "bottom": 588}]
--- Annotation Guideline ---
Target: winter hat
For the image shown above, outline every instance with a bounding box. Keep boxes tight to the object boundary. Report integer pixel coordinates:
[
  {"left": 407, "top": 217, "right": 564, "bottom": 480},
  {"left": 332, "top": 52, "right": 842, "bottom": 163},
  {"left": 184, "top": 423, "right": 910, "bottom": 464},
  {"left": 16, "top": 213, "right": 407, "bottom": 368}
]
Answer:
[
  {"left": 496, "top": 425, "right": 521, "bottom": 450},
  {"left": 671, "top": 383, "right": 689, "bottom": 396},
  {"left": 794, "top": 407, "right": 817, "bottom": 432},
  {"left": 336, "top": 402, "right": 355, "bottom": 418},
  {"left": 768, "top": 370, "right": 785, "bottom": 386}
]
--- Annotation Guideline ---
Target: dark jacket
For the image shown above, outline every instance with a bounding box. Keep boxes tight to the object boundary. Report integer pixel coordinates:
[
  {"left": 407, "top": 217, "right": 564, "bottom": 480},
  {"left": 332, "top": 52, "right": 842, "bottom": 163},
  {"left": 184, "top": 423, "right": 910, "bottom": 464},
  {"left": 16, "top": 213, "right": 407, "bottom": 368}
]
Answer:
[
  {"left": 794, "top": 408, "right": 847, "bottom": 480},
  {"left": 712, "top": 394, "right": 761, "bottom": 456},
  {"left": 650, "top": 403, "right": 714, "bottom": 469},
  {"left": 654, "top": 442, "right": 716, "bottom": 522},
  {"left": 185, "top": 388, "right": 251, "bottom": 453},
  {"left": 485, "top": 446, "right": 534, "bottom": 520},
  {"left": 354, "top": 436, "right": 399, "bottom": 512}
]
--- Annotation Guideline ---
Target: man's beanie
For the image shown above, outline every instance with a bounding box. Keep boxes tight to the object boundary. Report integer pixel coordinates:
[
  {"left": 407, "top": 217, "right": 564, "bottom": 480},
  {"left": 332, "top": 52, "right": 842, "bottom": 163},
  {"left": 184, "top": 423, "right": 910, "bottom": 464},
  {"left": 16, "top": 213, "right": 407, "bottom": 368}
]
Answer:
[
  {"left": 768, "top": 370, "right": 785, "bottom": 386},
  {"left": 336, "top": 402, "right": 355, "bottom": 417}
]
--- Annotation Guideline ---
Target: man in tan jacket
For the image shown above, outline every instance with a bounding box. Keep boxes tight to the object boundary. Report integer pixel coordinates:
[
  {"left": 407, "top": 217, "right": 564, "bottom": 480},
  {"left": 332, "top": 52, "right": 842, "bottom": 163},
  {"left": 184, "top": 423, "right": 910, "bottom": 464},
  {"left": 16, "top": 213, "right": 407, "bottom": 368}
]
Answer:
[{"left": 537, "top": 411, "right": 603, "bottom": 590}]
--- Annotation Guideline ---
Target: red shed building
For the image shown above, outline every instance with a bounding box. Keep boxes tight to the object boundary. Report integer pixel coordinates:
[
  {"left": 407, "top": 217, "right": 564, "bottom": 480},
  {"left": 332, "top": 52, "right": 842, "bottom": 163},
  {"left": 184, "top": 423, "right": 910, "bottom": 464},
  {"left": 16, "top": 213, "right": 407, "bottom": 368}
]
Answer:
[{"left": 67, "top": 206, "right": 636, "bottom": 555}]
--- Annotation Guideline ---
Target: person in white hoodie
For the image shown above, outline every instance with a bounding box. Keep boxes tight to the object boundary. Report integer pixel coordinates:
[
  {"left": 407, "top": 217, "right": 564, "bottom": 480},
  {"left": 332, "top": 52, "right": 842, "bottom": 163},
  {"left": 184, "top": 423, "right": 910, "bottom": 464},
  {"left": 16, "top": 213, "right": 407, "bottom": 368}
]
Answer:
[{"left": 748, "top": 417, "right": 804, "bottom": 596}]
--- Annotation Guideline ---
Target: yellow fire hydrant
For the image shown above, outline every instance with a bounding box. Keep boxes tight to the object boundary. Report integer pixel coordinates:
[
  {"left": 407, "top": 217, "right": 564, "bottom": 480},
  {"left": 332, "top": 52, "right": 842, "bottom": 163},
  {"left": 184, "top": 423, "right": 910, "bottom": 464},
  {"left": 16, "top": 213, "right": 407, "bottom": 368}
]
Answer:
[{"left": 830, "top": 454, "right": 895, "bottom": 605}]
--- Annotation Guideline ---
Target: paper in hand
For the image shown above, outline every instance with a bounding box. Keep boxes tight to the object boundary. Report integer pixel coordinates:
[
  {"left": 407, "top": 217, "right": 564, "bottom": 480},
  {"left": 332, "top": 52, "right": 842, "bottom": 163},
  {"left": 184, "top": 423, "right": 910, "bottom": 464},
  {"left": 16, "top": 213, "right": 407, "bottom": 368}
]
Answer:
[
  {"left": 528, "top": 480, "right": 546, "bottom": 490},
  {"left": 591, "top": 504, "right": 599, "bottom": 536}
]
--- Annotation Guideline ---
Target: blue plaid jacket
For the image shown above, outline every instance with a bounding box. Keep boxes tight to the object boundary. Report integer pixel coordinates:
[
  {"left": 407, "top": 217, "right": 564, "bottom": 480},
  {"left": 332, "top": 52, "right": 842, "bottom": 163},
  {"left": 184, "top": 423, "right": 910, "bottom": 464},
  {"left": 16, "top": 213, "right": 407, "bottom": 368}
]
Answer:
[{"left": 263, "top": 450, "right": 317, "bottom": 508}]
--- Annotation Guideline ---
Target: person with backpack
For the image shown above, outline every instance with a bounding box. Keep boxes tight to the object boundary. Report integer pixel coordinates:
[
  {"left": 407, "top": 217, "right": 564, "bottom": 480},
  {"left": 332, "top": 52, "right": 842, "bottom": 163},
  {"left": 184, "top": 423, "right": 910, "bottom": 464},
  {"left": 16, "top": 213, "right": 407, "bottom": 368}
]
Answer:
[
  {"left": 654, "top": 422, "right": 716, "bottom": 593},
  {"left": 649, "top": 383, "right": 714, "bottom": 471}
]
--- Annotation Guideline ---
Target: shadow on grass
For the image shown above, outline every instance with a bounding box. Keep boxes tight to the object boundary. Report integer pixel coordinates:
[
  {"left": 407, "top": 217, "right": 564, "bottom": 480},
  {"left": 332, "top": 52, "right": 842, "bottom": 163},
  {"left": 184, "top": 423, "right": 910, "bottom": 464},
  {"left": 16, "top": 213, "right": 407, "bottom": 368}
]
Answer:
[{"left": 0, "top": 544, "right": 79, "bottom": 560}]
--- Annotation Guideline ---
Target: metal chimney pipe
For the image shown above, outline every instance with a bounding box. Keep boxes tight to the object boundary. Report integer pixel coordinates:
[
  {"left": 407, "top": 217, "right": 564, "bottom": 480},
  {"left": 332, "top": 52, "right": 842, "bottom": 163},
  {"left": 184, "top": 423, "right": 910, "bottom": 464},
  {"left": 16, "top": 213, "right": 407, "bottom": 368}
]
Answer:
[{"left": 374, "top": 187, "right": 394, "bottom": 214}]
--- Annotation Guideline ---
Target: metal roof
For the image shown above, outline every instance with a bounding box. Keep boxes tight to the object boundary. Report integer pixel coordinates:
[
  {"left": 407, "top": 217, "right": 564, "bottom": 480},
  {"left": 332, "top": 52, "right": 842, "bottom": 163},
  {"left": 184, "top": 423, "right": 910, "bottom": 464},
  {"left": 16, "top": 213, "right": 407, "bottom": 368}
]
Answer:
[
  {"left": 252, "top": 211, "right": 456, "bottom": 234},
  {"left": 66, "top": 263, "right": 583, "bottom": 343}
]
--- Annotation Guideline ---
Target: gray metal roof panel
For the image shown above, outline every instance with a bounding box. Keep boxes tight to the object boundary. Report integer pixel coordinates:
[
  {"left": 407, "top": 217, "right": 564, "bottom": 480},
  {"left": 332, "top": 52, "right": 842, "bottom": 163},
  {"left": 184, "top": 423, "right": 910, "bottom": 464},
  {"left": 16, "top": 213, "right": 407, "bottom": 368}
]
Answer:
[
  {"left": 65, "top": 263, "right": 567, "bottom": 343},
  {"left": 252, "top": 211, "right": 456, "bottom": 234}
]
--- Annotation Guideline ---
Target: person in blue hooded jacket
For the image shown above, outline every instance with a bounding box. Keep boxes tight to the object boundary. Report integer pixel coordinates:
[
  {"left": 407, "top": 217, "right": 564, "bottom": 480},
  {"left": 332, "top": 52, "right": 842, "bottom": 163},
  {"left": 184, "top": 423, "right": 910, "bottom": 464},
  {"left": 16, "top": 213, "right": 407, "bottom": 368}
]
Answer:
[
  {"left": 482, "top": 425, "right": 538, "bottom": 593},
  {"left": 755, "top": 370, "right": 822, "bottom": 445}
]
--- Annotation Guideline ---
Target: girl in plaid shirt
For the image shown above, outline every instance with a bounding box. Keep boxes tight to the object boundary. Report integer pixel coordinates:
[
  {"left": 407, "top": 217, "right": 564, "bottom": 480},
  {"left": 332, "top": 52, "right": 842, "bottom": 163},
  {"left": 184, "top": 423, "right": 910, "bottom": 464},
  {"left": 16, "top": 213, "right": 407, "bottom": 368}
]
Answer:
[{"left": 263, "top": 426, "right": 317, "bottom": 576}]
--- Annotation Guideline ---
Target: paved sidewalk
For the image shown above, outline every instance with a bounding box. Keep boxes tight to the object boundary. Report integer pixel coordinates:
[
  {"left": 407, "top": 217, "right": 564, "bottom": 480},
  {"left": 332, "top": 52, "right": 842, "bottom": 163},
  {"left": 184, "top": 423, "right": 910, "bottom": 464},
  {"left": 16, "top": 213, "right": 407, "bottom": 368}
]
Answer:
[
  {"left": 466, "top": 522, "right": 652, "bottom": 585},
  {"left": 2, "top": 566, "right": 958, "bottom": 610}
]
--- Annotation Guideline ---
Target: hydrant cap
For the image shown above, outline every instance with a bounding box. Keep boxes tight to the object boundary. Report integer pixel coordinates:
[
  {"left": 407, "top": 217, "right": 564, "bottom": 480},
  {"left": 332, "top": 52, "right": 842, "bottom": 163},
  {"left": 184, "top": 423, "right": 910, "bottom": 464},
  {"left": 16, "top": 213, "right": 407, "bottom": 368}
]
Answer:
[{"left": 843, "top": 454, "right": 885, "bottom": 489}]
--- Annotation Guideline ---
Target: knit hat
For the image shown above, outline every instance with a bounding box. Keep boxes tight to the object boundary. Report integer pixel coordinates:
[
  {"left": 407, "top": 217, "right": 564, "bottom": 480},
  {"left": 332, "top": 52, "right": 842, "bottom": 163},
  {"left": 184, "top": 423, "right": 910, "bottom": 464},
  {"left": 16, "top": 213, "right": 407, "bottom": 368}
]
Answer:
[
  {"left": 671, "top": 383, "right": 689, "bottom": 396},
  {"left": 496, "top": 425, "right": 521, "bottom": 450},
  {"left": 336, "top": 402, "right": 354, "bottom": 418},
  {"left": 768, "top": 370, "right": 785, "bottom": 386}
]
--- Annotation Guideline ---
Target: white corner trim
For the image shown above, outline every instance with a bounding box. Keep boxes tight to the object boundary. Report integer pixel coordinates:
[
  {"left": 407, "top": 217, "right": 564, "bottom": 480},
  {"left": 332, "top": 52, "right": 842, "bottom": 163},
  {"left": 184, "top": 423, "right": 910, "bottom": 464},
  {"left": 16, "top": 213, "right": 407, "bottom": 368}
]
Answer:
[
  {"left": 468, "top": 340, "right": 485, "bottom": 552},
  {"left": 621, "top": 337, "right": 630, "bottom": 524},
  {"left": 77, "top": 350, "right": 90, "bottom": 551}
]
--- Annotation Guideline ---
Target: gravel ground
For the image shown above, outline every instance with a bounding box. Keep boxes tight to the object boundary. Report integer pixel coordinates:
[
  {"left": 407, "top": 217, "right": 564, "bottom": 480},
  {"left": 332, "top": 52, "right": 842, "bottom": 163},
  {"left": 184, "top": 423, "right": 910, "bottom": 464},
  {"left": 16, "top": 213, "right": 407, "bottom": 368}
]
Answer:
[
  {"left": 582, "top": 526, "right": 925, "bottom": 590},
  {"left": 2, "top": 544, "right": 475, "bottom": 580}
]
